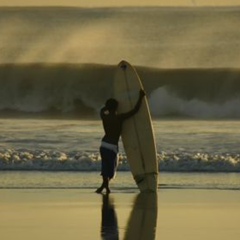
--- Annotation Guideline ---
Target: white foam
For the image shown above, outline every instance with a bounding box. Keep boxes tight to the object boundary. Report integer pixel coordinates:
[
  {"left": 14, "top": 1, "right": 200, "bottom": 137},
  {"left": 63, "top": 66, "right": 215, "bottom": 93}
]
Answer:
[
  {"left": 149, "top": 87, "right": 240, "bottom": 118},
  {"left": 0, "top": 148, "right": 240, "bottom": 172}
]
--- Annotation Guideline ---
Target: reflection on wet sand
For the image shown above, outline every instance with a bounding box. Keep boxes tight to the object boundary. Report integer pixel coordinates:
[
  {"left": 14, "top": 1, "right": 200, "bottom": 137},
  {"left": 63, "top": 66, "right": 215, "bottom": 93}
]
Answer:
[
  {"left": 100, "top": 193, "right": 157, "bottom": 240},
  {"left": 101, "top": 194, "right": 119, "bottom": 240},
  {"left": 124, "top": 193, "right": 158, "bottom": 240}
]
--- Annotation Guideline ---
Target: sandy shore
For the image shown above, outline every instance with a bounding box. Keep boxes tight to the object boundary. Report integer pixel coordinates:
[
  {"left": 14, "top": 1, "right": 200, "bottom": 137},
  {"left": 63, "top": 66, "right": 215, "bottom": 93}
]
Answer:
[{"left": 0, "top": 189, "right": 240, "bottom": 240}]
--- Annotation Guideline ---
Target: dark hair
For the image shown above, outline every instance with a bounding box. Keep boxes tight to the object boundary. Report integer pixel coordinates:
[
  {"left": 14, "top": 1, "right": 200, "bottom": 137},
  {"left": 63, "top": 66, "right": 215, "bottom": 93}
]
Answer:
[{"left": 105, "top": 98, "right": 118, "bottom": 111}]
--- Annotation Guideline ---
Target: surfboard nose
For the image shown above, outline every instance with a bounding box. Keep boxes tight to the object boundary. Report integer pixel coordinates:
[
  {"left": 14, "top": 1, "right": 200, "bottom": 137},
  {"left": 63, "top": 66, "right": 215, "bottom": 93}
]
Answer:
[{"left": 119, "top": 60, "right": 128, "bottom": 70}]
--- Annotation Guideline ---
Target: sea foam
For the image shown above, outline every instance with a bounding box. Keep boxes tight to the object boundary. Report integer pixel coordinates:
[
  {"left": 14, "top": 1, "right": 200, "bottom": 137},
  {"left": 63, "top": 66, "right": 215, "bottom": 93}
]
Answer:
[{"left": 0, "top": 148, "right": 240, "bottom": 172}]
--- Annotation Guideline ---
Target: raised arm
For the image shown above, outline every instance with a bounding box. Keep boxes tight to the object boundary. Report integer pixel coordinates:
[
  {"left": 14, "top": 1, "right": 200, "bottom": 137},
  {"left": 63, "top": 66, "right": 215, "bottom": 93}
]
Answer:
[{"left": 120, "top": 89, "right": 145, "bottom": 120}]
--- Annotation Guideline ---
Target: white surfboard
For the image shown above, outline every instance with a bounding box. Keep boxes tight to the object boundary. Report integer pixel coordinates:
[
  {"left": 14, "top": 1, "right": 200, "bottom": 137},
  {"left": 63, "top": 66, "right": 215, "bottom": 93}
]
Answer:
[{"left": 114, "top": 60, "right": 158, "bottom": 192}]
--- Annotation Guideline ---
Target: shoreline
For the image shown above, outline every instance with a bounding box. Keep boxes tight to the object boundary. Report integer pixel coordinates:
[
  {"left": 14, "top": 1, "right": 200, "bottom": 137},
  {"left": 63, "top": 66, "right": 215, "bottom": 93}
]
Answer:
[{"left": 1, "top": 188, "right": 240, "bottom": 240}]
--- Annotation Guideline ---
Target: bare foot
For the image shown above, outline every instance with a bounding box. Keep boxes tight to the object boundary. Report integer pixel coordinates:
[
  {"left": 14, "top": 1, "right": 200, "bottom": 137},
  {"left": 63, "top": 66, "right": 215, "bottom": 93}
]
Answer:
[{"left": 95, "top": 187, "right": 103, "bottom": 194}]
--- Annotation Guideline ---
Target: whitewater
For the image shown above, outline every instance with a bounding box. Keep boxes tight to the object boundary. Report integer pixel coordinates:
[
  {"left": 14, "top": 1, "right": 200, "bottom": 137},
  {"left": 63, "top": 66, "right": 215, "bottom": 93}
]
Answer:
[{"left": 0, "top": 119, "right": 240, "bottom": 173}]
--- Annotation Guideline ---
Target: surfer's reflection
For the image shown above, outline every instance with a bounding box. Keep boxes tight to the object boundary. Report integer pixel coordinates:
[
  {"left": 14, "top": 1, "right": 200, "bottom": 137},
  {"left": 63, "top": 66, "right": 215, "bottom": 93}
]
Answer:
[
  {"left": 101, "top": 194, "right": 119, "bottom": 240},
  {"left": 124, "top": 193, "right": 158, "bottom": 240}
]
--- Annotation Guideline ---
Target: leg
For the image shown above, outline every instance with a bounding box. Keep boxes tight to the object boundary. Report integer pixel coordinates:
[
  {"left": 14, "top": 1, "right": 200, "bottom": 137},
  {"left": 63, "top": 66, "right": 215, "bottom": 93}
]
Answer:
[
  {"left": 103, "top": 150, "right": 117, "bottom": 194},
  {"left": 97, "top": 147, "right": 117, "bottom": 194},
  {"left": 96, "top": 177, "right": 111, "bottom": 194},
  {"left": 96, "top": 176, "right": 105, "bottom": 193},
  {"left": 96, "top": 147, "right": 106, "bottom": 193},
  {"left": 104, "top": 177, "right": 111, "bottom": 194}
]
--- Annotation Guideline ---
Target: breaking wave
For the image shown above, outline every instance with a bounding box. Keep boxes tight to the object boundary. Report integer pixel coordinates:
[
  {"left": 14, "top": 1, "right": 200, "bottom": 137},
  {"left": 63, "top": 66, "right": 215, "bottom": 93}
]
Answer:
[
  {"left": 1, "top": 7, "right": 240, "bottom": 119},
  {"left": 0, "top": 63, "right": 240, "bottom": 119}
]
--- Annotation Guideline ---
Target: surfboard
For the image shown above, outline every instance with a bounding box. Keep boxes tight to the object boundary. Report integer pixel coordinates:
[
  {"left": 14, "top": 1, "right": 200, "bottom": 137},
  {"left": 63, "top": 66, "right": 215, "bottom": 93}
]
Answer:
[{"left": 114, "top": 60, "right": 158, "bottom": 192}]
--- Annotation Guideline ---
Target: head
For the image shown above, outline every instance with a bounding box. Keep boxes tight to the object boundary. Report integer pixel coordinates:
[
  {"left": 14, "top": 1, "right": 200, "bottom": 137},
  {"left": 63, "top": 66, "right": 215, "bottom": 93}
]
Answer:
[{"left": 105, "top": 98, "right": 118, "bottom": 112}]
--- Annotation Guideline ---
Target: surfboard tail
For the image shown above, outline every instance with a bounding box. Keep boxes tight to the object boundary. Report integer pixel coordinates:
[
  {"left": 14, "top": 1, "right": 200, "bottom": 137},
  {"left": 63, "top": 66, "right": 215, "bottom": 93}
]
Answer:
[{"left": 134, "top": 172, "right": 158, "bottom": 193}]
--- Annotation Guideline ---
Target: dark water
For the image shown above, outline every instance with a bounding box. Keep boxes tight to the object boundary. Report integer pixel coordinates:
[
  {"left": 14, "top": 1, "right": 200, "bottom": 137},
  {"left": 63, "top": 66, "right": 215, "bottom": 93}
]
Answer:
[{"left": 1, "top": 63, "right": 240, "bottom": 118}]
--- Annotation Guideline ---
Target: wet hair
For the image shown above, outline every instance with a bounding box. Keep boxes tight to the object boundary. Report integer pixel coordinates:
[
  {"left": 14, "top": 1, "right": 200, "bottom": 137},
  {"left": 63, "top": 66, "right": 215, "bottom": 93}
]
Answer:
[{"left": 105, "top": 98, "right": 118, "bottom": 111}]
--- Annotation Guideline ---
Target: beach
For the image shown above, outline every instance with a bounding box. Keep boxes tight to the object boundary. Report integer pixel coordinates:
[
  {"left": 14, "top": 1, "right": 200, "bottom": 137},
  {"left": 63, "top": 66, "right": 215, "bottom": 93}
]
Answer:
[
  {"left": 1, "top": 187, "right": 240, "bottom": 240},
  {"left": 0, "top": 118, "right": 240, "bottom": 240}
]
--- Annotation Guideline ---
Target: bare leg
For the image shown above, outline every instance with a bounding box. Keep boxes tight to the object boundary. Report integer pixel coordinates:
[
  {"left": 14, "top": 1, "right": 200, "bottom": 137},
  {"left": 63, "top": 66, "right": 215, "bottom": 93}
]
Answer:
[
  {"left": 104, "top": 177, "right": 111, "bottom": 194},
  {"left": 96, "top": 178, "right": 105, "bottom": 193},
  {"left": 96, "top": 177, "right": 111, "bottom": 194}
]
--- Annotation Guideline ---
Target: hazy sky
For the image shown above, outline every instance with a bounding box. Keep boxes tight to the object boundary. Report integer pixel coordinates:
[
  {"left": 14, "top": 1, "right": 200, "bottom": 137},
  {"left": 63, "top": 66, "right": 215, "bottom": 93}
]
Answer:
[{"left": 0, "top": 0, "right": 240, "bottom": 7}]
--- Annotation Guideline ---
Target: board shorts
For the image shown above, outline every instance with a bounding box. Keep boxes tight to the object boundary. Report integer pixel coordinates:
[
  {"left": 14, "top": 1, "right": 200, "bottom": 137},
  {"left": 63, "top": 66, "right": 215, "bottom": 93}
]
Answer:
[{"left": 100, "top": 141, "right": 119, "bottom": 179}]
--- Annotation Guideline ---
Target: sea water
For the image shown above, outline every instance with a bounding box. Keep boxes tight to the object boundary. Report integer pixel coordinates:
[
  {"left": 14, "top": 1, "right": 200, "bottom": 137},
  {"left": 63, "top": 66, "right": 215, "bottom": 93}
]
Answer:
[
  {"left": 0, "top": 119, "right": 240, "bottom": 190},
  {"left": 0, "top": 6, "right": 240, "bottom": 190}
]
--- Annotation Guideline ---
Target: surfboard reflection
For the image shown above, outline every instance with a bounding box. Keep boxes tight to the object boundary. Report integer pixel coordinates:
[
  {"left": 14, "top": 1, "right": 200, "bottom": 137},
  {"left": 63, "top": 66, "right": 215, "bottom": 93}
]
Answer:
[
  {"left": 101, "top": 194, "right": 119, "bottom": 240},
  {"left": 124, "top": 193, "right": 158, "bottom": 240}
]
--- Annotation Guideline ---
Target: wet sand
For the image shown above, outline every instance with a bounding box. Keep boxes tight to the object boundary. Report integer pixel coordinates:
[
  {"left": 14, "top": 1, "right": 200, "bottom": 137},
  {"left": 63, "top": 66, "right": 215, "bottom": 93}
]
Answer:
[{"left": 0, "top": 189, "right": 240, "bottom": 240}]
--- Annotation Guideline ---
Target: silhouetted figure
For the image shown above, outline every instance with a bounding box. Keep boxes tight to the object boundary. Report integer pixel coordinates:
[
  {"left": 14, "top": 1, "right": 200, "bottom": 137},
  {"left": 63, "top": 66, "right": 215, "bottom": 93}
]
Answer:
[{"left": 96, "top": 89, "right": 145, "bottom": 194}]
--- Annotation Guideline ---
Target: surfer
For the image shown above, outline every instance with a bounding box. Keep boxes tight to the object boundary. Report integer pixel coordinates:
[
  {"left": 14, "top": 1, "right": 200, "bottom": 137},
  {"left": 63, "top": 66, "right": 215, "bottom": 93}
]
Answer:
[{"left": 96, "top": 89, "right": 145, "bottom": 194}]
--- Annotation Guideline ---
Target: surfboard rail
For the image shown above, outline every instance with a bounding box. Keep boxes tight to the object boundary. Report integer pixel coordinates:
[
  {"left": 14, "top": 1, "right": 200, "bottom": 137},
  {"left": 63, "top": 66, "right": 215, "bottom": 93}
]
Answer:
[{"left": 114, "top": 60, "right": 158, "bottom": 192}]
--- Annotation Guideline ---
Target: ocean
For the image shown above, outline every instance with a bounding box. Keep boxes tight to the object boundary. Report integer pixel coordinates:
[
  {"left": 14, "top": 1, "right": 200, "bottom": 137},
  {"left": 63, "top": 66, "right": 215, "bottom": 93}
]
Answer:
[
  {"left": 0, "top": 6, "right": 240, "bottom": 190},
  {"left": 0, "top": 118, "right": 240, "bottom": 190}
]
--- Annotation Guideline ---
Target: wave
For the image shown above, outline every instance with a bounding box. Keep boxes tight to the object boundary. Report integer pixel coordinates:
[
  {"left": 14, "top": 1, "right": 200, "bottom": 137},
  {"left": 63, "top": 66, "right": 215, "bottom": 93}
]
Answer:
[
  {"left": 0, "top": 63, "right": 114, "bottom": 118},
  {"left": 0, "top": 63, "right": 240, "bottom": 119},
  {"left": 1, "top": 6, "right": 240, "bottom": 118},
  {"left": 1, "top": 148, "right": 240, "bottom": 172}
]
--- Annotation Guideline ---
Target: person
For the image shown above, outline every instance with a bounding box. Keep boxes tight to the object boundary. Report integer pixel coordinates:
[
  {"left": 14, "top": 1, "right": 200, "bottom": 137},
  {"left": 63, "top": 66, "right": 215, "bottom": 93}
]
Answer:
[{"left": 96, "top": 89, "right": 145, "bottom": 194}]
